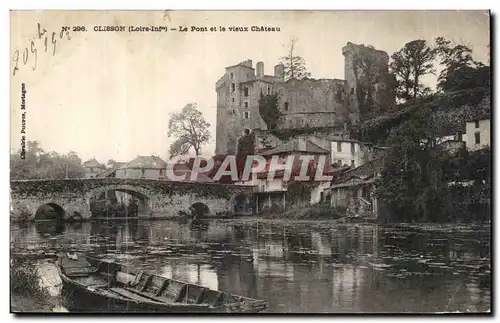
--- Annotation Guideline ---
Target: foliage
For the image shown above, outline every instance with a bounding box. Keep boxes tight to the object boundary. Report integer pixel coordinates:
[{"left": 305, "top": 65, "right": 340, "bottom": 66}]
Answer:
[
  {"left": 167, "top": 103, "right": 211, "bottom": 158},
  {"left": 10, "top": 141, "right": 85, "bottom": 180},
  {"left": 390, "top": 39, "right": 436, "bottom": 102},
  {"left": 375, "top": 106, "right": 491, "bottom": 223},
  {"left": 280, "top": 38, "right": 311, "bottom": 82},
  {"left": 10, "top": 255, "right": 48, "bottom": 299},
  {"left": 434, "top": 37, "right": 490, "bottom": 106},
  {"left": 258, "top": 92, "right": 282, "bottom": 130}
]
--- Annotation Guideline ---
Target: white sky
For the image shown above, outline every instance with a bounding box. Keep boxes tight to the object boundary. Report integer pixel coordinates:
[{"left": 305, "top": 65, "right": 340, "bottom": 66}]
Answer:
[{"left": 10, "top": 10, "right": 490, "bottom": 163}]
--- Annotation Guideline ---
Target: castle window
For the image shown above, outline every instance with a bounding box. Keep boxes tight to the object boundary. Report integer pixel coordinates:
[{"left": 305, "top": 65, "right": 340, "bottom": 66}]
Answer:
[
  {"left": 284, "top": 102, "right": 289, "bottom": 111},
  {"left": 351, "top": 160, "right": 355, "bottom": 167},
  {"left": 244, "top": 87, "right": 249, "bottom": 97},
  {"left": 231, "top": 83, "right": 235, "bottom": 92},
  {"left": 267, "top": 86, "right": 271, "bottom": 95},
  {"left": 244, "top": 101, "right": 248, "bottom": 108},
  {"left": 230, "top": 72, "right": 234, "bottom": 79},
  {"left": 244, "top": 112, "right": 249, "bottom": 119},
  {"left": 351, "top": 143, "right": 355, "bottom": 153},
  {"left": 475, "top": 120, "right": 480, "bottom": 128},
  {"left": 351, "top": 87, "right": 354, "bottom": 94},
  {"left": 232, "top": 97, "right": 235, "bottom": 103},
  {"left": 475, "top": 132, "right": 481, "bottom": 145},
  {"left": 337, "top": 142, "right": 342, "bottom": 152}
]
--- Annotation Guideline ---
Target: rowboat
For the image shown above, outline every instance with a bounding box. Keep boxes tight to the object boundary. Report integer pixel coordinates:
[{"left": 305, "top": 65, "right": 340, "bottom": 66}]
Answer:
[{"left": 57, "top": 252, "right": 268, "bottom": 313}]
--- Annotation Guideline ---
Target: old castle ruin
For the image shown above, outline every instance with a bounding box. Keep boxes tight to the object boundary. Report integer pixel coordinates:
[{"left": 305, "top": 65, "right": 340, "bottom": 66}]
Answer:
[{"left": 215, "top": 42, "right": 396, "bottom": 155}]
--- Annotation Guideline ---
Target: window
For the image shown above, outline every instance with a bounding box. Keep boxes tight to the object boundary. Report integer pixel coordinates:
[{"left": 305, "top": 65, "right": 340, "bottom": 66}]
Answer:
[
  {"left": 475, "top": 120, "right": 480, "bottom": 128},
  {"left": 337, "top": 160, "right": 342, "bottom": 166},
  {"left": 351, "top": 88, "right": 354, "bottom": 94},
  {"left": 267, "top": 86, "right": 271, "bottom": 95},
  {"left": 475, "top": 132, "right": 480, "bottom": 145},
  {"left": 244, "top": 111, "right": 249, "bottom": 119},
  {"left": 351, "top": 143, "right": 355, "bottom": 153},
  {"left": 284, "top": 102, "right": 289, "bottom": 111},
  {"left": 141, "top": 169, "right": 145, "bottom": 177},
  {"left": 351, "top": 160, "right": 355, "bottom": 167},
  {"left": 244, "top": 87, "right": 249, "bottom": 97},
  {"left": 159, "top": 169, "right": 164, "bottom": 177},
  {"left": 232, "top": 109, "right": 236, "bottom": 115},
  {"left": 230, "top": 72, "right": 234, "bottom": 79},
  {"left": 244, "top": 101, "right": 248, "bottom": 108},
  {"left": 232, "top": 97, "right": 235, "bottom": 103},
  {"left": 337, "top": 142, "right": 342, "bottom": 152},
  {"left": 247, "top": 73, "right": 250, "bottom": 79},
  {"left": 231, "top": 83, "right": 235, "bottom": 92}
]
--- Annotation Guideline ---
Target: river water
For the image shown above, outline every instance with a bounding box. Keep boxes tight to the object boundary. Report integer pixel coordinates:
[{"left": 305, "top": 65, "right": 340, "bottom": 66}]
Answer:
[{"left": 10, "top": 218, "right": 491, "bottom": 313}]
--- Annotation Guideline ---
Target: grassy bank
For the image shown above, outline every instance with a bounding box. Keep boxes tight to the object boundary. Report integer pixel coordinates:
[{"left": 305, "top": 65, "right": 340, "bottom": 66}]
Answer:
[{"left": 10, "top": 255, "right": 55, "bottom": 312}]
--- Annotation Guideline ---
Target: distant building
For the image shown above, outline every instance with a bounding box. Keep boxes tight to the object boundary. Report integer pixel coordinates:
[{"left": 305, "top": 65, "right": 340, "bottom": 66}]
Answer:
[
  {"left": 83, "top": 158, "right": 106, "bottom": 178},
  {"left": 464, "top": 117, "right": 490, "bottom": 151},
  {"left": 97, "top": 161, "right": 127, "bottom": 178},
  {"left": 115, "top": 155, "right": 167, "bottom": 179},
  {"left": 169, "top": 162, "right": 214, "bottom": 183},
  {"left": 236, "top": 137, "right": 331, "bottom": 212}
]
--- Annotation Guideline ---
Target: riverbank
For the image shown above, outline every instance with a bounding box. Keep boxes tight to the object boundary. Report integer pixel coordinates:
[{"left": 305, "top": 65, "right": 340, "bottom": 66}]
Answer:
[{"left": 10, "top": 255, "right": 61, "bottom": 313}]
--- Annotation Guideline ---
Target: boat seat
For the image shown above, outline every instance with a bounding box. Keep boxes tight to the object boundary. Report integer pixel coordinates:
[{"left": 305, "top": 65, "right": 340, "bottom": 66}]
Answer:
[{"left": 116, "top": 271, "right": 136, "bottom": 286}]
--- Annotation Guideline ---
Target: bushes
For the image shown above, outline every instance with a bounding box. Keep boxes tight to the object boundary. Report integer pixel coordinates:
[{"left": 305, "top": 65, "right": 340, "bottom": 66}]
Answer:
[{"left": 10, "top": 255, "right": 48, "bottom": 299}]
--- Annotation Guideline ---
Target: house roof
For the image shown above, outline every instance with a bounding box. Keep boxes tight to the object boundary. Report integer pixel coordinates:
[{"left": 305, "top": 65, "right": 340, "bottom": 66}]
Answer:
[
  {"left": 120, "top": 156, "right": 167, "bottom": 170},
  {"left": 259, "top": 139, "right": 330, "bottom": 156},
  {"left": 83, "top": 158, "right": 105, "bottom": 168},
  {"left": 97, "top": 168, "right": 116, "bottom": 178}
]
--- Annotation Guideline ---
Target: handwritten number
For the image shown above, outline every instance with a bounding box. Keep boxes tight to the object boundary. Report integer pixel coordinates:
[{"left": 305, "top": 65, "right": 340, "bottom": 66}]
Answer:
[
  {"left": 51, "top": 32, "right": 57, "bottom": 56},
  {"left": 37, "top": 23, "right": 47, "bottom": 39},
  {"left": 30, "top": 41, "right": 37, "bottom": 71},
  {"left": 12, "top": 50, "right": 19, "bottom": 76},
  {"left": 22, "top": 48, "right": 28, "bottom": 65}
]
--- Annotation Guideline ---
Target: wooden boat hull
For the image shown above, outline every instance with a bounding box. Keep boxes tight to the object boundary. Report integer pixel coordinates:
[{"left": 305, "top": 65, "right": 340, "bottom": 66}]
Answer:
[{"left": 58, "top": 253, "right": 267, "bottom": 313}]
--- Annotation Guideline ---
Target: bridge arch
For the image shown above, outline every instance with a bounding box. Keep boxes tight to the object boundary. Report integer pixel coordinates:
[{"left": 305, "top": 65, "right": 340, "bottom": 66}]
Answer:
[
  {"left": 190, "top": 202, "right": 210, "bottom": 217},
  {"left": 34, "top": 202, "right": 66, "bottom": 221},
  {"left": 233, "top": 193, "right": 252, "bottom": 214},
  {"left": 85, "top": 184, "right": 153, "bottom": 216}
]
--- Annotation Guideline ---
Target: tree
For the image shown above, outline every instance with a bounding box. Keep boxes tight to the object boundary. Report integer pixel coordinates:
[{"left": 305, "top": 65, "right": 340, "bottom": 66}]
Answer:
[
  {"left": 280, "top": 38, "right": 311, "bottom": 82},
  {"left": 167, "top": 103, "right": 211, "bottom": 158},
  {"left": 389, "top": 39, "right": 436, "bottom": 102},
  {"left": 10, "top": 141, "right": 85, "bottom": 179},
  {"left": 258, "top": 92, "right": 282, "bottom": 130},
  {"left": 434, "top": 37, "right": 490, "bottom": 105}
]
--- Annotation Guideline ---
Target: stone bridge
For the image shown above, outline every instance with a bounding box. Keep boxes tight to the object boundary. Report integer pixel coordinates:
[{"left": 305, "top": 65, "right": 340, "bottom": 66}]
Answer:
[{"left": 10, "top": 178, "right": 254, "bottom": 221}]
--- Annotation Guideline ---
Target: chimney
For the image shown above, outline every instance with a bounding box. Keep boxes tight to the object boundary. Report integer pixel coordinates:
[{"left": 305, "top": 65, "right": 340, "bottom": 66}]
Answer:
[
  {"left": 256, "top": 61, "right": 264, "bottom": 78},
  {"left": 298, "top": 137, "right": 307, "bottom": 151},
  {"left": 274, "top": 63, "right": 285, "bottom": 81}
]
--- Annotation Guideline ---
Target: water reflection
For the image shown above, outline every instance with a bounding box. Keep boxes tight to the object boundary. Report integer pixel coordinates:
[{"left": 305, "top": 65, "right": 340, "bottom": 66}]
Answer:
[{"left": 10, "top": 219, "right": 491, "bottom": 313}]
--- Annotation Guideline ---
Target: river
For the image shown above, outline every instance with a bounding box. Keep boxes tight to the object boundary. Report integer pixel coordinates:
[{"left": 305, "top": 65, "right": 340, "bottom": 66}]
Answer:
[{"left": 10, "top": 218, "right": 491, "bottom": 313}]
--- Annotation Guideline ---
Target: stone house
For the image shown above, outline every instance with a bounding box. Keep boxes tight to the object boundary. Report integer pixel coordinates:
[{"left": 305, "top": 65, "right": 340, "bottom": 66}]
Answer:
[
  {"left": 236, "top": 137, "right": 331, "bottom": 212},
  {"left": 463, "top": 116, "right": 490, "bottom": 151},
  {"left": 115, "top": 155, "right": 167, "bottom": 179},
  {"left": 83, "top": 158, "right": 106, "bottom": 178}
]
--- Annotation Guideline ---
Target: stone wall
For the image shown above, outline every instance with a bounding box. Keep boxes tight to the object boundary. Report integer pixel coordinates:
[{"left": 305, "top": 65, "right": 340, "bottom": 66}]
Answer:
[{"left": 10, "top": 179, "right": 253, "bottom": 220}]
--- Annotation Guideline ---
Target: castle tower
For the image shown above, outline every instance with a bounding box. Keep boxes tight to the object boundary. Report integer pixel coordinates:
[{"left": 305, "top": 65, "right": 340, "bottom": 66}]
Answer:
[{"left": 342, "top": 42, "right": 395, "bottom": 123}]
